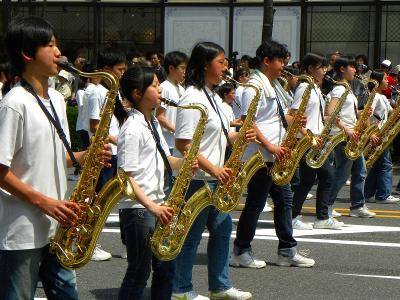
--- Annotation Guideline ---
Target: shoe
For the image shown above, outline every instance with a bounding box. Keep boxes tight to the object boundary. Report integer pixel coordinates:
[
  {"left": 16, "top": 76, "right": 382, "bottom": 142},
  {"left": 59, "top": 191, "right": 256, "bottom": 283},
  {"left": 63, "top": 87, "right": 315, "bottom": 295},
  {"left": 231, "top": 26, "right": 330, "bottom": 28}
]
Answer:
[
  {"left": 376, "top": 195, "right": 400, "bottom": 204},
  {"left": 306, "top": 193, "right": 313, "bottom": 200},
  {"left": 392, "top": 189, "right": 400, "bottom": 195},
  {"left": 345, "top": 179, "right": 351, "bottom": 186},
  {"left": 262, "top": 202, "right": 273, "bottom": 212},
  {"left": 172, "top": 291, "right": 209, "bottom": 300},
  {"left": 328, "top": 206, "right": 342, "bottom": 218},
  {"left": 210, "top": 287, "right": 252, "bottom": 300},
  {"left": 292, "top": 216, "right": 313, "bottom": 230},
  {"left": 121, "top": 248, "right": 127, "bottom": 259},
  {"left": 366, "top": 197, "right": 375, "bottom": 203},
  {"left": 313, "top": 217, "right": 344, "bottom": 229},
  {"left": 69, "top": 174, "right": 80, "bottom": 181},
  {"left": 91, "top": 244, "right": 112, "bottom": 261},
  {"left": 349, "top": 205, "right": 376, "bottom": 218},
  {"left": 276, "top": 251, "right": 315, "bottom": 268},
  {"left": 229, "top": 251, "right": 266, "bottom": 269}
]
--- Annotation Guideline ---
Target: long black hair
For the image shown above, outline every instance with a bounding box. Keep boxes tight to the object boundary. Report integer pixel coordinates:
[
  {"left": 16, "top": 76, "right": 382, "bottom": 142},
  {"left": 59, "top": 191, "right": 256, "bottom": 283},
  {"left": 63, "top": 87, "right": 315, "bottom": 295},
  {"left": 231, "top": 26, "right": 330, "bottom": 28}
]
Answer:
[
  {"left": 114, "top": 65, "right": 155, "bottom": 126},
  {"left": 332, "top": 57, "right": 356, "bottom": 81},
  {"left": 251, "top": 40, "right": 288, "bottom": 70},
  {"left": 185, "top": 41, "right": 225, "bottom": 89},
  {"left": 368, "top": 70, "right": 385, "bottom": 92},
  {"left": 300, "top": 53, "right": 328, "bottom": 74}
]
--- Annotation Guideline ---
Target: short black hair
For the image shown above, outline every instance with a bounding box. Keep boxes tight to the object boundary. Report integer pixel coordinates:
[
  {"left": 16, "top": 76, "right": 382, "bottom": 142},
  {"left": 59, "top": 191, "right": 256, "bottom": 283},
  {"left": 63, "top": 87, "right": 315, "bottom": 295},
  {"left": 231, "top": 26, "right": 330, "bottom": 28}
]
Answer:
[
  {"left": 333, "top": 56, "right": 356, "bottom": 81},
  {"left": 97, "top": 46, "right": 126, "bottom": 70},
  {"left": 5, "top": 17, "right": 55, "bottom": 75},
  {"left": 185, "top": 41, "right": 225, "bottom": 89},
  {"left": 234, "top": 68, "right": 250, "bottom": 81},
  {"left": 216, "top": 82, "right": 235, "bottom": 99},
  {"left": 252, "top": 40, "right": 288, "bottom": 69},
  {"left": 300, "top": 53, "right": 327, "bottom": 74},
  {"left": 163, "top": 51, "right": 188, "bottom": 74},
  {"left": 368, "top": 70, "right": 385, "bottom": 91}
]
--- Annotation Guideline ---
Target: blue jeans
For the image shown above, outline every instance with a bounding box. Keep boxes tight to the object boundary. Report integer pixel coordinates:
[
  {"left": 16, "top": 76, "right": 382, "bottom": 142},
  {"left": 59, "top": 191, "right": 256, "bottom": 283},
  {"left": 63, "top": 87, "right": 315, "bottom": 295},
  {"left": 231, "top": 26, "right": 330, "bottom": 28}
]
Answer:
[
  {"left": 234, "top": 165, "right": 297, "bottom": 257},
  {"left": 329, "top": 142, "right": 367, "bottom": 209},
  {"left": 118, "top": 208, "right": 174, "bottom": 300},
  {"left": 96, "top": 155, "right": 118, "bottom": 193},
  {"left": 365, "top": 148, "right": 393, "bottom": 200},
  {"left": 292, "top": 155, "right": 334, "bottom": 220},
  {"left": 173, "top": 180, "right": 232, "bottom": 293},
  {"left": 0, "top": 245, "right": 79, "bottom": 300}
]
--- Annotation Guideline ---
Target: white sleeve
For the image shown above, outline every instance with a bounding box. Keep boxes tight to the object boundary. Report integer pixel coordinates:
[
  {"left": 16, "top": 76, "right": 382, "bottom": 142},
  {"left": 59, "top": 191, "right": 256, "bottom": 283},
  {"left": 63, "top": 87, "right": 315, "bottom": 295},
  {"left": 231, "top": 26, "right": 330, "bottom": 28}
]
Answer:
[
  {"left": 0, "top": 106, "right": 24, "bottom": 167},
  {"left": 118, "top": 131, "right": 140, "bottom": 173},
  {"left": 174, "top": 95, "right": 201, "bottom": 140},
  {"left": 87, "top": 89, "right": 102, "bottom": 120},
  {"left": 330, "top": 86, "right": 346, "bottom": 99},
  {"left": 291, "top": 84, "right": 307, "bottom": 110},
  {"left": 241, "top": 87, "right": 256, "bottom": 117}
]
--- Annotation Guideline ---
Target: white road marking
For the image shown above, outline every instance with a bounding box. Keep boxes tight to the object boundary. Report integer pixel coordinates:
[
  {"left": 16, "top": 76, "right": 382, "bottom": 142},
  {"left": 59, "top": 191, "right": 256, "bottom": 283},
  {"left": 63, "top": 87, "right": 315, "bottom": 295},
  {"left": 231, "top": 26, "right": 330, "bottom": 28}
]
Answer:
[{"left": 336, "top": 273, "right": 400, "bottom": 280}]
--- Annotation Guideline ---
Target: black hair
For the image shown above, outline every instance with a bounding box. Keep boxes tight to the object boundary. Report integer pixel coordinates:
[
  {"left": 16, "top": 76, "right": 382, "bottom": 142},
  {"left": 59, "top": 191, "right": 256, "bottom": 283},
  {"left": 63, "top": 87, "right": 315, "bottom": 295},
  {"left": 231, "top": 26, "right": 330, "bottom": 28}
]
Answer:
[
  {"left": 115, "top": 65, "right": 155, "bottom": 126},
  {"left": 234, "top": 68, "right": 250, "bottom": 82},
  {"left": 332, "top": 56, "right": 356, "bottom": 81},
  {"left": 251, "top": 40, "right": 288, "bottom": 70},
  {"left": 163, "top": 51, "right": 188, "bottom": 74},
  {"left": 185, "top": 41, "right": 225, "bottom": 89},
  {"left": 368, "top": 70, "right": 385, "bottom": 92},
  {"left": 5, "top": 17, "right": 55, "bottom": 75},
  {"left": 284, "top": 66, "right": 299, "bottom": 76},
  {"left": 355, "top": 54, "right": 368, "bottom": 66},
  {"left": 300, "top": 53, "right": 328, "bottom": 74},
  {"left": 216, "top": 82, "right": 235, "bottom": 100},
  {"left": 97, "top": 46, "right": 126, "bottom": 70}
]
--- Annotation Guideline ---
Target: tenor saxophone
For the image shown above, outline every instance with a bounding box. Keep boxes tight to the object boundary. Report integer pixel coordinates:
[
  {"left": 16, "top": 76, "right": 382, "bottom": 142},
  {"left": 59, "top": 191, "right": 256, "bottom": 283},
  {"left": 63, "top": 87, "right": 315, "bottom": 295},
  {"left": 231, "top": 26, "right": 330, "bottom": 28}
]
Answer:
[
  {"left": 305, "top": 76, "right": 351, "bottom": 169},
  {"left": 364, "top": 94, "right": 400, "bottom": 168},
  {"left": 344, "top": 79, "right": 379, "bottom": 160},
  {"left": 271, "top": 75, "right": 317, "bottom": 186},
  {"left": 150, "top": 99, "right": 209, "bottom": 261},
  {"left": 50, "top": 57, "right": 135, "bottom": 269}
]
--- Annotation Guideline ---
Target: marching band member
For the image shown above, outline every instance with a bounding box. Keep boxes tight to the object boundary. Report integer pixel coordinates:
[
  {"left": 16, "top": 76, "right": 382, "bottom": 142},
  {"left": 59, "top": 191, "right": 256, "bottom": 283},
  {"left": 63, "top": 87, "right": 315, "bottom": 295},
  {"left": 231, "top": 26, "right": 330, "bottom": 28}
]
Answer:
[
  {"left": 327, "top": 57, "right": 376, "bottom": 218},
  {"left": 364, "top": 70, "right": 400, "bottom": 204},
  {"left": 230, "top": 41, "right": 315, "bottom": 269},
  {"left": 172, "top": 41, "right": 253, "bottom": 300},
  {"left": 290, "top": 53, "right": 343, "bottom": 230}
]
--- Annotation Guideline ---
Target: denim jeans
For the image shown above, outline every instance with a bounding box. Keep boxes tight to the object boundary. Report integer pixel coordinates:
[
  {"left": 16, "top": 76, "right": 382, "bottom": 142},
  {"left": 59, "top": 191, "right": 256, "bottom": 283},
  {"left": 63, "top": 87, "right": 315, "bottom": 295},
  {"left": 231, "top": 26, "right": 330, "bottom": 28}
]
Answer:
[
  {"left": 292, "top": 155, "right": 334, "bottom": 220},
  {"left": 234, "top": 165, "right": 297, "bottom": 258},
  {"left": 96, "top": 155, "right": 118, "bottom": 193},
  {"left": 118, "top": 208, "right": 174, "bottom": 300},
  {"left": 290, "top": 167, "right": 300, "bottom": 192},
  {"left": 329, "top": 142, "right": 367, "bottom": 209},
  {"left": 365, "top": 148, "right": 393, "bottom": 201},
  {"left": 173, "top": 180, "right": 232, "bottom": 293},
  {"left": 0, "top": 245, "right": 79, "bottom": 300}
]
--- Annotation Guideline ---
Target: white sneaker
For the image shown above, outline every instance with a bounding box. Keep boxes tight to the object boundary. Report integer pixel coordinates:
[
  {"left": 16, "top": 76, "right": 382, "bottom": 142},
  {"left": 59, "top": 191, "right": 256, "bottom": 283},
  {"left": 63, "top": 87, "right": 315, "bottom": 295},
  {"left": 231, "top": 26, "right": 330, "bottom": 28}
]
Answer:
[
  {"left": 376, "top": 195, "right": 400, "bottom": 204},
  {"left": 210, "top": 287, "right": 252, "bottom": 300},
  {"left": 91, "top": 244, "right": 112, "bottom": 261},
  {"left": 121, "top": 248, "right": 127, "bottom": 259},
  {"left": 345, "top": 179, "right": 351, "bottom": 186},
  {"left": 349, "top": 205, "right": 376, "bottom": 218},
  {"left": 276, "top": 252, "right": 315, "bottom": 268},
  {"left": 313, "top": 217, "right": 344, "bottom": 229},
  {"left": 292, "top": 216, "right": 313, "bottom": 230},
  {"left": 306, "top": 193, "right": 313, "bottom": 200},
  {"left": 262, "top": 202, "right": 273, "bottom": 212},
  {"left": 229, "top": 251, "right": 266, "bottom": 269},
  {"left": 172, "top": 291, "right": 209, "bottom": 300},
  {"left": 69, "top": 174, "right": 80, "bottom": 181},
  {"left": 328, "top": 205, "right": 342, "bottom": 218}
]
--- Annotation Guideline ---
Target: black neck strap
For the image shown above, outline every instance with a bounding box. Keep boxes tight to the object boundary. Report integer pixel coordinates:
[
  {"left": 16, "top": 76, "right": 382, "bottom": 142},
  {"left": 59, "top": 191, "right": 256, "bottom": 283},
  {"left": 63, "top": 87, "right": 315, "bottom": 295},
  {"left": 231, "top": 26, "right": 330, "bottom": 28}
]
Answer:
[
  {"left": 272, "top": 86, "right": 289, "bottom": 130},
  {"left": 20, "top": 78, "right": 81, "bottom": 173}
]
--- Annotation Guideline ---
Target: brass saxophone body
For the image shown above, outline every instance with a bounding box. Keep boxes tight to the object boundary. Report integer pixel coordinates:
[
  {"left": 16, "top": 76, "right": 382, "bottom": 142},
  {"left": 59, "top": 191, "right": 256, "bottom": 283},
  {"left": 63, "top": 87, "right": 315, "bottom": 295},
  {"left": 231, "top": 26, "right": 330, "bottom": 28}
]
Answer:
[
  {"left": 364, "top": 95, "right": 400, "bottom": 168},
  {"left": 305, "top": 76, "right": 351, "bottom": 169},
  {"left": 344, "top": 79, "right": 379, "bottom": 160},
  {"left": 50, "top": 58, "right": 135, "bottom": 269},
  {"left": 212, "top": 74, "right": 265, "bottom": 211},
  {"left": 150, "top": 99, "right": 209, "bottom": 261},
  {"left": 271, "top": 75, "right": 317, "bottom": 186}
]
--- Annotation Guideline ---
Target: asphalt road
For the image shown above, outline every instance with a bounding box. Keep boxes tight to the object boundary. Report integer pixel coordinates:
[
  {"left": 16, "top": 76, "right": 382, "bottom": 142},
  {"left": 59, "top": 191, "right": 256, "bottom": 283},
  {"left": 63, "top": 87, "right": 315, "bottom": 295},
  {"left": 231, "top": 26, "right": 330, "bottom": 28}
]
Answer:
[{"left": 35, "top": 169, "right": 400, "bottom": 300}]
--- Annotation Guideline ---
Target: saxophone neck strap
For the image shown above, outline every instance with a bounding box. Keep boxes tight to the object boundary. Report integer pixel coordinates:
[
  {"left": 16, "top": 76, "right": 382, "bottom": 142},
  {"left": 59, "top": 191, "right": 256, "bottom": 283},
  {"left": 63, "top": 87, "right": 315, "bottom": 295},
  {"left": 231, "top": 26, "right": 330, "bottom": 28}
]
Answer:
[
  {"left": 272, "top": 86, "right": 289, "bottom": 130},
  {"left": 20, "top": 78, "right": 81, "bottom": 173}
]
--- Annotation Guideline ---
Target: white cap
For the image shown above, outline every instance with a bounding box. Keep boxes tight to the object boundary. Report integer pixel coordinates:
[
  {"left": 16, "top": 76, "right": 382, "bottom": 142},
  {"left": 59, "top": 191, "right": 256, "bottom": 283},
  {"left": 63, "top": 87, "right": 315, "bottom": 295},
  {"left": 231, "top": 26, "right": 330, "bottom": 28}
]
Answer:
[
  {"left": 58, "top": 69, "right": 71, "bottom": 81},
  {"left": 381, "top": 59, "right": 391, "bottom": 67}
]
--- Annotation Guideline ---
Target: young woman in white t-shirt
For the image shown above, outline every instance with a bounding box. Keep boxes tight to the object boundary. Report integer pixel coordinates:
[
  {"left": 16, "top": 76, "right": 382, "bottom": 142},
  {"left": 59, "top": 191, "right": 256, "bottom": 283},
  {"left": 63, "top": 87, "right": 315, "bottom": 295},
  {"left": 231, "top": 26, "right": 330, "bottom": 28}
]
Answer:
[
  {"left": 326, "top": 57, "right": 376, "bottom": 218},
  {"left": 172, "top": 41, "right": 254, "bottom": 300},
  {"left": 116, "top": 65, "right": 188, "bottom": 300},
  {"left": 290, "top": 53, "right": 344, "bottom": 230},
  {"left": 364, "top": 70, "right": 399, "bottom": 204}
]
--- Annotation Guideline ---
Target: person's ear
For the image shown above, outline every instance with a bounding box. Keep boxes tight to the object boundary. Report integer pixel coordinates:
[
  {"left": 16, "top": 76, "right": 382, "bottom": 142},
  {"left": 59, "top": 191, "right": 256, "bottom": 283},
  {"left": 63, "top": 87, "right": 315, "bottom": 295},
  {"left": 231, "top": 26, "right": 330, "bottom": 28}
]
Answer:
[
  {"left": 131, "top": 88, "right": 142, "bottom": 102},
  {"left": 21, "top": 50, "right": 34, "bottom": 63},
  {"left": 263, "top": 57, "right": 271, "bottom": 67},
  {"left": 339, "top": 66, "right": 346, "bottom": 74},
  {"left": 169, "top": 65, "right": 175, "bottom": 73}
]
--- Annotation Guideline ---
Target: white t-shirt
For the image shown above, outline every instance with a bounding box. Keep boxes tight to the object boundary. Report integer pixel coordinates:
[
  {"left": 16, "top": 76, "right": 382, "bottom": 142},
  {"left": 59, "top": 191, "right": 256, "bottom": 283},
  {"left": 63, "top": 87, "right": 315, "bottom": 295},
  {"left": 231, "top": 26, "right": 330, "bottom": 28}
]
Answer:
[
  {"left": 241, "top": 70, "right": 287, "bottom": 162},
  {"left": 233, "top": 85, "right": 244, "bottom": 119},
  {"left": 159, "top": 79, "right": 185, "bottom": 149},
  {"left": 328, "top": 85, "right": 358, "bottom": 133},
  {"left": 221, "top": 102, "right": 236, "bottom": 132},
  {"left": 75, "top": 89, "right": 88, "bottom": 131},
  {"left": 175, "top": 86, "right": 228, "bottom": 180},
  {"left": 291, "top": 82, "right": 325, "bottom": 135},
  {"left": 371, "top": 93, "right": 392, "bottom": 129},
  {"left": 87, "top": 84, "right": 119, "bottom": 155},
  {"left": 118, "top": 109, "right": 170, "bottom": 209},
  {"left": 0, "top": 85, "right": 69, "bottom": 250}
]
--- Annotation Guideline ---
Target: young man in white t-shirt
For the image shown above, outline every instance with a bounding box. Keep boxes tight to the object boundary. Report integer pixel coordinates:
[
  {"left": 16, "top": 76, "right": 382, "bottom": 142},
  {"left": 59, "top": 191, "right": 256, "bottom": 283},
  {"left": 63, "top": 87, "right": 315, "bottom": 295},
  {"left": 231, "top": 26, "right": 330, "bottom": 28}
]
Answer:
[
  {"left": 0, "top": 17, "right": 111, "bottom": 300},
  {"left": 156, "top": 51, "right": 188, "bottom": 152}
]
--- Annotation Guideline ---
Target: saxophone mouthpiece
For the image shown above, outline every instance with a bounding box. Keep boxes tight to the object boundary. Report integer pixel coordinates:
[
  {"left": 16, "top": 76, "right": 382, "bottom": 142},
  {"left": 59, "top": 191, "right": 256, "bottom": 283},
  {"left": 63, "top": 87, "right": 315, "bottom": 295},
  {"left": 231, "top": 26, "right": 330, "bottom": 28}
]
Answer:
[
  {"left": 57, "top": 56, "right": 80, "bottom": 75},
  {"left": 160, "top": 97, "right": 179, "bottom": 107}
]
